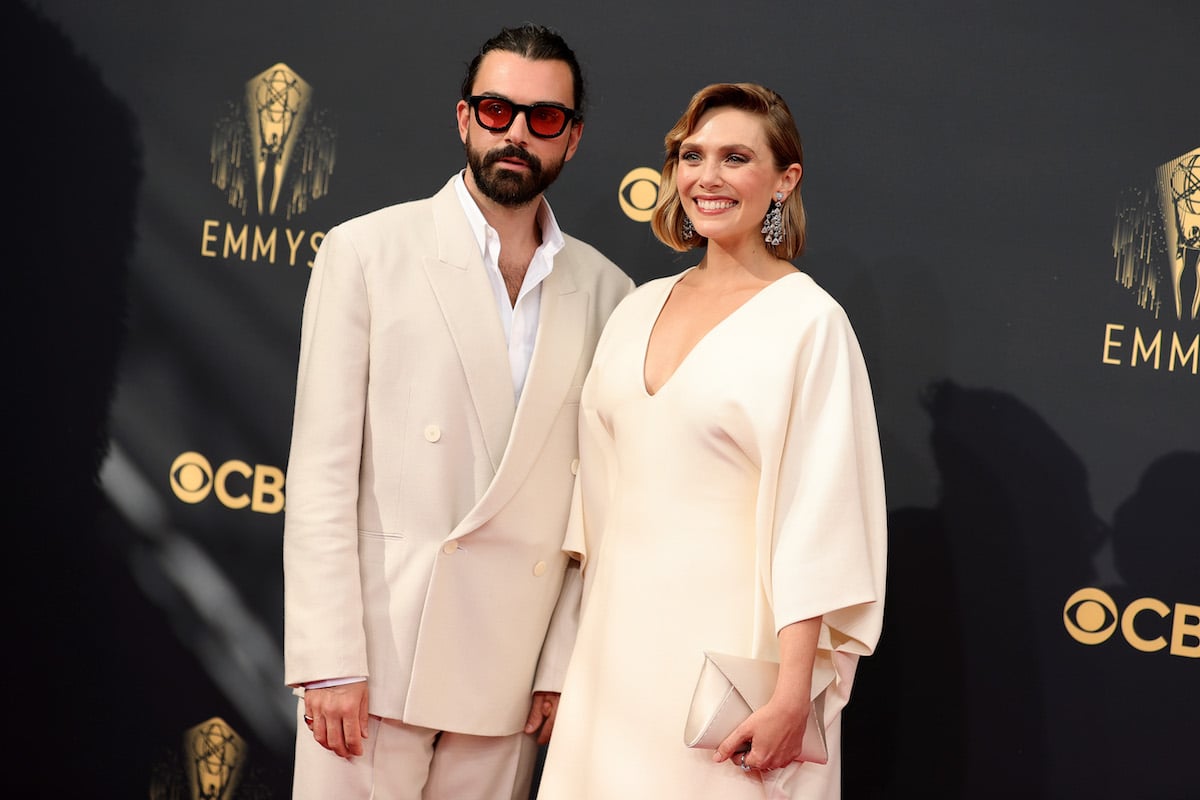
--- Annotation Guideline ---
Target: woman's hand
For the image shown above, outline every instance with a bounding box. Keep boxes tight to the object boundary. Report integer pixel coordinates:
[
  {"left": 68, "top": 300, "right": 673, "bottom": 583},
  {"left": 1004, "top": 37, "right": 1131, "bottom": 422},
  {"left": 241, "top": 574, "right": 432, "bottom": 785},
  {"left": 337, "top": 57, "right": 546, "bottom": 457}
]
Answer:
[
  {"left": 712, "top": 694, "right": 812, "bottom": 772},
  {"left": 713, "top": 616, "right": 823, "bottom": 774}
]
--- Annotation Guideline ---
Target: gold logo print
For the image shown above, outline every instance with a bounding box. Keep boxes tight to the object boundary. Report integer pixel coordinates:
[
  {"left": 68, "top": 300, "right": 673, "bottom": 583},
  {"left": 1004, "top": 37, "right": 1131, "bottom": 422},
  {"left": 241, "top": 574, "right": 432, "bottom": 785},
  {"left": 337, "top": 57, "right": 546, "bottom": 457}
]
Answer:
[
  {"left": 1113, "top": 147, "right": 1200, "bottom": 321},
  {"left": 1063, "top": 587, "right": 1119, "bottom": 645},
  {"left": 618, "top": 167, "right": 662, "bottom": 222},
  {"left": 1064, "top": 587, "right": 1199, "bottom": 657},
  {"left": 148, "top": 717, "right": 249, "bottom": 799},
  {"left": 184, "top": 717, "right": 246, "bottom": 800},
  {"left": 211, "top": 63, "right": 337, "bottom": 219},
  {"left": 170, "top": 451, "right": 214, "bottom": 504},
  {"left": 169, "top": 451, "right": 286, "bottom": 513},
  {"left": 1160, "top": 149, "right": 1200, "bottom": 320}
]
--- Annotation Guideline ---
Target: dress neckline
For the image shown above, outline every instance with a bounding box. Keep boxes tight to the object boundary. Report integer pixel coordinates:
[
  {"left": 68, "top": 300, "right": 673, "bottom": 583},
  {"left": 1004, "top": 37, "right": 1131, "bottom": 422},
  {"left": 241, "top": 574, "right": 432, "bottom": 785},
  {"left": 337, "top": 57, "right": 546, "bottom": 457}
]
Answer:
[{"left": 641, "top": 268, "right": 801, "bottom": 397}]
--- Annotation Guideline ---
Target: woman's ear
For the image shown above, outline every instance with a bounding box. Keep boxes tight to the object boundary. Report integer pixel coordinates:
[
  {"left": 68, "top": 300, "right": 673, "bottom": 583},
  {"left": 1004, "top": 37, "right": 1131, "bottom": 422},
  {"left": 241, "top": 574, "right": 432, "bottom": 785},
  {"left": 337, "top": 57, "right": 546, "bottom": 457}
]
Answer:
[{"left": 777, "top": 163, "right": 802, "bottom": 197}]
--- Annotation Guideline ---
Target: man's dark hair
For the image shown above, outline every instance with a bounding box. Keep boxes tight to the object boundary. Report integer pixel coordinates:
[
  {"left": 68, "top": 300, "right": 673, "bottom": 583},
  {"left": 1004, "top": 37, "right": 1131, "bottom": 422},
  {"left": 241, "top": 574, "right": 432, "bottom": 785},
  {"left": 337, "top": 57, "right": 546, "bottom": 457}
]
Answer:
[{"left": 461, "top": 23, "right": 586, "bottom": 119}]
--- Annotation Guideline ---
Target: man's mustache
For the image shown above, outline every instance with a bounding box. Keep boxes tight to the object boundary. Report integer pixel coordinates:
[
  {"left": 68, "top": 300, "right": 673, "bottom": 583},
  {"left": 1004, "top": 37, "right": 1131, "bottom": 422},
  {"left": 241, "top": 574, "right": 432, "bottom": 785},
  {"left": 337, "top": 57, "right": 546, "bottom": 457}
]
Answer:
[{"left": 483, "top": 145, "right": 541, "bottom": 172}]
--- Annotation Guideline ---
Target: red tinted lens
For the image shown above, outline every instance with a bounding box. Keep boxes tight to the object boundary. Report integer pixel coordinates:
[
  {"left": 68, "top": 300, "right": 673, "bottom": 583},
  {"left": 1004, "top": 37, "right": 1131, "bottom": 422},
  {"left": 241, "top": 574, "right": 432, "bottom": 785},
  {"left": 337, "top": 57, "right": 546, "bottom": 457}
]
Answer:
[
  {"left": 475, "top": 98, "right": 514, "bottom": 130},
  {"left": 527, "top": 105, "right": 567, "bottom": 136}
]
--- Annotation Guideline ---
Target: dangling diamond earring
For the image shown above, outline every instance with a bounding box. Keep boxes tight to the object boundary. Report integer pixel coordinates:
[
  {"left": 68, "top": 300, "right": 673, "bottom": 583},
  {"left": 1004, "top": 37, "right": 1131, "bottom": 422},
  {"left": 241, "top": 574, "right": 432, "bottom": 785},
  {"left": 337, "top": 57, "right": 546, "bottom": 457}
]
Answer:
[
  {"left": 682, "top": 214, "right": 695, "bottom": 241},
  {"left": 762, "top": 192, "right": 784, "bottom": 246}
]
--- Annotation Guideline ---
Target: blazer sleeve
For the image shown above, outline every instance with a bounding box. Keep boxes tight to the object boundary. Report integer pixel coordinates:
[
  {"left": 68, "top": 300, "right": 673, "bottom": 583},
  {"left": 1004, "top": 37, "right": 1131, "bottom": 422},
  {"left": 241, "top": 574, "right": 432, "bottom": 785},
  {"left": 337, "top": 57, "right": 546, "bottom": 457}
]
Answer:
[{"left": 283, "top": 224, "right": 372, "bottom": 686}]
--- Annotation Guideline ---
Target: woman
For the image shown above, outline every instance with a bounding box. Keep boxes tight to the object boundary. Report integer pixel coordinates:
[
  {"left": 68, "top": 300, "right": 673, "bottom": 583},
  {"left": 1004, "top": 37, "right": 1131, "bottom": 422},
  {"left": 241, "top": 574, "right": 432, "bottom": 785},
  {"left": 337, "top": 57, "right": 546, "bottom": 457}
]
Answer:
[{"left": 538, "top": 83, "right": 886, "bottom": 799}]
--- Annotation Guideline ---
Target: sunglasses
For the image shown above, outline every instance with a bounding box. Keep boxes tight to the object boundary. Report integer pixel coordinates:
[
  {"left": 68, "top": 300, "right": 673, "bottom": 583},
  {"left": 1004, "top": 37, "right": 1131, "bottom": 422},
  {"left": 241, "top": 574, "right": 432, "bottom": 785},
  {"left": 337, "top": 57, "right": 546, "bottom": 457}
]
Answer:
[{"left": 468, "top": 95, "right": 577, "bottom": 139}]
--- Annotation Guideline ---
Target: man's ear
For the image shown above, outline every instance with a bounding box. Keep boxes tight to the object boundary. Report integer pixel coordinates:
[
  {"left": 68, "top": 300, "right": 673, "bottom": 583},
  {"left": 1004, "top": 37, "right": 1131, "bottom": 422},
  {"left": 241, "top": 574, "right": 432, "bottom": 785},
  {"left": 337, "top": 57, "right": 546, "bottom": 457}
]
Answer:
[{"left": 456, "top": 100, "right": 471, "bottom": 144}]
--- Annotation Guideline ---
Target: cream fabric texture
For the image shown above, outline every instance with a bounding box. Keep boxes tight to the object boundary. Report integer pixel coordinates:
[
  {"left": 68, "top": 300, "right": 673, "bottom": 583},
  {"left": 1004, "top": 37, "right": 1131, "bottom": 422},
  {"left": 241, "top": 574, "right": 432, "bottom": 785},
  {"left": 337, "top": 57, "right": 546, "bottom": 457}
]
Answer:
[
  {"left": 539, "top": 269, "right": 887, "bottom": 799},
  {"left": 283, "top": 176, "right": 633, "bottom": 736}
]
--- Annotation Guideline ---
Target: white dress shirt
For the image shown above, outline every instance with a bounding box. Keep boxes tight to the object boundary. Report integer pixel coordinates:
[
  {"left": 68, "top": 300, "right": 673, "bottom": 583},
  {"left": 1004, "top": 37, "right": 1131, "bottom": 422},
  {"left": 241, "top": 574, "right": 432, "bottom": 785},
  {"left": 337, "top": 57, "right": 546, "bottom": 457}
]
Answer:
[{"left": 453, "top": 170, "right": 564, "bottom": 402}]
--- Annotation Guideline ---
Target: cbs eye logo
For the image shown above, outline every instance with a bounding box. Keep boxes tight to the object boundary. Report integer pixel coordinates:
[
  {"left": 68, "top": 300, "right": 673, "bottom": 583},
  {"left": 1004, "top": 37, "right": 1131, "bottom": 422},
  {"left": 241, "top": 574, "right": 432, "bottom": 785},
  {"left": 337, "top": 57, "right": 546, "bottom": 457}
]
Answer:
[
  {"left": 618, "top": 167, "right": 661, "bottom": 223},
  {"left": 170, "top": 451, "right": 285, "bottom": 514},
  {"left": 1064, "top": 587, "right": 1199, "bottom": 658},
  {"left": 1062, "top": 588, "right": 1119, "bottom": 645}
]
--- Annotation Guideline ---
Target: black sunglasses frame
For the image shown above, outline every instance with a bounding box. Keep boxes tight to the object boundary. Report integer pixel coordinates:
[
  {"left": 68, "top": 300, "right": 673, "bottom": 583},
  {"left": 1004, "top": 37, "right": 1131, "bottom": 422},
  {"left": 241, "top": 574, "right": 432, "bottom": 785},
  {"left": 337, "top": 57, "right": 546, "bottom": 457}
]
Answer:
[{"left": 467, "top": 95, "right": 578, "bottom": 139}]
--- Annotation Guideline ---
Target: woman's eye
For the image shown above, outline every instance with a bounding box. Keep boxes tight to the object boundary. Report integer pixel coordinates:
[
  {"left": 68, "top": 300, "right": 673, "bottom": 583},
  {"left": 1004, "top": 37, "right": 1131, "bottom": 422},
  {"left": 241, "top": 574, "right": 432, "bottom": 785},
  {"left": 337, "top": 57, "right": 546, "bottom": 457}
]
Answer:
[
  {"left": 726, "top": 153, "right": 748, "bottom": 164},
  {"left": 680, "top": 151, "right": 700, "bottom": 162}
]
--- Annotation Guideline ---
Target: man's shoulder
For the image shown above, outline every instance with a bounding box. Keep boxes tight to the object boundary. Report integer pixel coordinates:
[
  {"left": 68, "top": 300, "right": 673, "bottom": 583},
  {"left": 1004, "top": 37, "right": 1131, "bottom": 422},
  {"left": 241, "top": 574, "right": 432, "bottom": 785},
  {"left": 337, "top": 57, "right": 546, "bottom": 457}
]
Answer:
[
  {"left": 559, "top": 232, "right": 630, "bottom": 286},
  {"left": 336, "top": 193, "right": 437, "bottom": 234},
  {"left": 331, "top": 177, "right": 456, "bottom": 238}
]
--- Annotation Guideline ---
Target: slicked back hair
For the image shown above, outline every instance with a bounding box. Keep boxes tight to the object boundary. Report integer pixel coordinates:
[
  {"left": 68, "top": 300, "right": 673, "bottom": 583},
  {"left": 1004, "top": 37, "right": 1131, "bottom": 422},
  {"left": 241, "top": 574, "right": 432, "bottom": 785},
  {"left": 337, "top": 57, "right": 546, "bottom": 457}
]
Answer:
[{"left": 461, "top": 23, "right": 586, "bottom": 120}]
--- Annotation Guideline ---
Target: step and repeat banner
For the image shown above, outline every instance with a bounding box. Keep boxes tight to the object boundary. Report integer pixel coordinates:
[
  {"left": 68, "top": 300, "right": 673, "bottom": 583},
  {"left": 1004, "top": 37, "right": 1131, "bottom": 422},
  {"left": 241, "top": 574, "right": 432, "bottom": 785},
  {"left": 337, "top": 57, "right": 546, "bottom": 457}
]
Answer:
[{"left": 14, "top": 0, "right": 1195, "bottom": 797}]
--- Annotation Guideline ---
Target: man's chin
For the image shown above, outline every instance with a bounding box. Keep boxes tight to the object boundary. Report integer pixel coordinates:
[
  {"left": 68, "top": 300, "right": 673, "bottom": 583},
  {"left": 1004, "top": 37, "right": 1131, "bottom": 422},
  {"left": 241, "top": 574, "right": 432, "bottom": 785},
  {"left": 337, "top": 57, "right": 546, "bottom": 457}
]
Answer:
[{"left": 480, "top": 174, "right": 538, "bottom": 206}]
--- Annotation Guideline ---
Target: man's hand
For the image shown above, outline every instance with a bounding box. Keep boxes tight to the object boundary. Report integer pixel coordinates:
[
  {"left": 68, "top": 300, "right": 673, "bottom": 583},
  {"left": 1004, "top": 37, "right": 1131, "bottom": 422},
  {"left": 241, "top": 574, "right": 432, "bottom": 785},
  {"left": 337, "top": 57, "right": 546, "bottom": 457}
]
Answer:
[
  {"left": 524, "top": 691, "right": 561, "bottom": 745},
  {"left": 304, "top": 682, "right": 370, "bottom": 758}
]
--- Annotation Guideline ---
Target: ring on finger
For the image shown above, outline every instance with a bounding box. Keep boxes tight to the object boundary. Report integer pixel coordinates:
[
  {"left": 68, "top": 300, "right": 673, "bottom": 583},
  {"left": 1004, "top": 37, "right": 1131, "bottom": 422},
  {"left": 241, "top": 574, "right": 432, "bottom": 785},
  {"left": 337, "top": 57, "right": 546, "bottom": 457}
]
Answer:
[
  {"left": 303, "top": 714, "right": 314, "bottom": 724},
  {"left": 739, "top": 751, "right": 752, "bottom": 772}
]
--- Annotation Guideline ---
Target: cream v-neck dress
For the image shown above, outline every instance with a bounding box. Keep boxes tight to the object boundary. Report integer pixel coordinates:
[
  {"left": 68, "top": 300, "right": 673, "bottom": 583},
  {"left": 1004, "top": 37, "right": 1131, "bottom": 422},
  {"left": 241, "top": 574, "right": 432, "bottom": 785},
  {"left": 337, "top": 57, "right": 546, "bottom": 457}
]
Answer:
[{"left": 537, "top": 268, "right": 887, "bottom": 800}]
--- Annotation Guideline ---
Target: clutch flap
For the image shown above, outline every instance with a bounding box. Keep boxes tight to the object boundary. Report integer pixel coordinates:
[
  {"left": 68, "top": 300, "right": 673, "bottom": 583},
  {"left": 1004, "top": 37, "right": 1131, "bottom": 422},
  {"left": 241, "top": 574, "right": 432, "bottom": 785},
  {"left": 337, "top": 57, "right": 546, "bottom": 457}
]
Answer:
[{"left": 702, "top": 651, "right": 779, "bottom": 711}]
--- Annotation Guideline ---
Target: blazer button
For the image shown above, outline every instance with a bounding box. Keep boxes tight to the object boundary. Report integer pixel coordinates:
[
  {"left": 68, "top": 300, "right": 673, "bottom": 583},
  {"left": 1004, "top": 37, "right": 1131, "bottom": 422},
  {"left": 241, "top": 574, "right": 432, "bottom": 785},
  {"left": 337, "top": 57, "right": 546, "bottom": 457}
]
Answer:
[
  {"left": 424, "top": 425, "right": 442, "bottom": 443},
  {"left": 533, "top": 561, "right": 547, "bottom": 577},
  {"left": 570, "top": 458, "right": 580, "bottom": 475},
  {"left": 442, "top": 541, "right": 457, "bottom": 555}
]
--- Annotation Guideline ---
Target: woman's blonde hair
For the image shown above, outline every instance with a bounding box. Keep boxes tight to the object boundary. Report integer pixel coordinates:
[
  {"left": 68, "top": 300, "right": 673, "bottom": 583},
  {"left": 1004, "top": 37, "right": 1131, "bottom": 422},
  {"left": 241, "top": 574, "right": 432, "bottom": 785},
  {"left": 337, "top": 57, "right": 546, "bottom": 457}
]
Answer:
[{"left": 651, "top": 83, "right": 807, "bottom": 259}]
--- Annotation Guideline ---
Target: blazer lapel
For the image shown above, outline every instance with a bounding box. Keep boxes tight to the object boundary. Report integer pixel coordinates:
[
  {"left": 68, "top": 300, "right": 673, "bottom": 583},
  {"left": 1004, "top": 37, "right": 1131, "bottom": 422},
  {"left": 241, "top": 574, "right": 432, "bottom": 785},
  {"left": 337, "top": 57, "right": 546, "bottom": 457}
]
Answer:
[
  {"left": 422, "top": 181, "right": 515, "bottom": 474},
  {"left": 451, "top": 255, "right": 587, "bottom": 537}
]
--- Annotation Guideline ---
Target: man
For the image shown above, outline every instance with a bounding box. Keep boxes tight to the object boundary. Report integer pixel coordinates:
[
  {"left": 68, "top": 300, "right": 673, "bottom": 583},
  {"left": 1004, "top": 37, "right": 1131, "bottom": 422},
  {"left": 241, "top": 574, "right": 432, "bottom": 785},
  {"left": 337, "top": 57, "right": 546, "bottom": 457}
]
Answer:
[{"left": 283, "top": 23, "right": 632, "bottom": 800}]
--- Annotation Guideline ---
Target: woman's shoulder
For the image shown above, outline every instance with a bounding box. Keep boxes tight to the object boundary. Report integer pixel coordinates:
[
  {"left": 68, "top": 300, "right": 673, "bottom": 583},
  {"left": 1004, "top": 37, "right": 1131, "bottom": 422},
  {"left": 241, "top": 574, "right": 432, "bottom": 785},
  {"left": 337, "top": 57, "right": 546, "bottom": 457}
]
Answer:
[
  {"left": 776, "top": 269, "right": 831, "bottom": 300},
  {"left": 764, "top": 270, "right": 849, "bottom": 323},
  {"left": 609, "top": 269, "right": 690, "bottom": 313},
  {"left": 635, "top": 268, "right": 694, "bottom": 294}
]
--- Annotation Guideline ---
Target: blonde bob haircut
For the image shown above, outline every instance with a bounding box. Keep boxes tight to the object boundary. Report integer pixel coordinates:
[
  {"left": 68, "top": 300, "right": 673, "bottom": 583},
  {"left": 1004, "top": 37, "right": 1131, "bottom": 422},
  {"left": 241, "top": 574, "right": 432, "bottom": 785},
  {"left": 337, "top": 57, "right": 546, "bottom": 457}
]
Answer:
[{"left": 651, "top": 83, "right": 807, "bottom": 260}]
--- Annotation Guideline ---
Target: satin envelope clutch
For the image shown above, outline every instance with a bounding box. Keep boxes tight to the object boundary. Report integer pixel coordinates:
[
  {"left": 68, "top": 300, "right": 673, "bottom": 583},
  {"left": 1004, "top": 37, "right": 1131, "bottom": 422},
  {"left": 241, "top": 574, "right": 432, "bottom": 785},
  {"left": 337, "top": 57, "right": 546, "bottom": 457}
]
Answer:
[{"left": 683, "top": 650, "right": 829, "bottom": 765}]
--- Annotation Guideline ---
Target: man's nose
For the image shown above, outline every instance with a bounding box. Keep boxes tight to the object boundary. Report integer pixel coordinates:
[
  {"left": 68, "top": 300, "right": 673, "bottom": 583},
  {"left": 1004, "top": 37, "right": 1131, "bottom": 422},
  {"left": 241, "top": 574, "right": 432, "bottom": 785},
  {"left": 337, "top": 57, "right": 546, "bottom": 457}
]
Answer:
[{"left": 504, "top": 110, "right": 531, "bottom": 145}]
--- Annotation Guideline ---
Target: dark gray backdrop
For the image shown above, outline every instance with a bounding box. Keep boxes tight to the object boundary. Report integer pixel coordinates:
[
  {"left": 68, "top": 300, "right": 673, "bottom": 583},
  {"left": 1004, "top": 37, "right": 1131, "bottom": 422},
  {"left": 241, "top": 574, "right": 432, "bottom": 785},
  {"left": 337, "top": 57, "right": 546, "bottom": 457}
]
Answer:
[{"left": 14, "top": 0, "right": 1196, "bottom": 797}]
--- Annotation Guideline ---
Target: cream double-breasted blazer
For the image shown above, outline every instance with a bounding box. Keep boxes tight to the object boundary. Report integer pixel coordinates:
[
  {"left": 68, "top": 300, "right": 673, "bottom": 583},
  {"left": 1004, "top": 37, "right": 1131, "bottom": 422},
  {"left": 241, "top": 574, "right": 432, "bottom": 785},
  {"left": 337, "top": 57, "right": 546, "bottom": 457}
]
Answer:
[{"left": 283, "top": 176, "right": 633, "bottom": 736}]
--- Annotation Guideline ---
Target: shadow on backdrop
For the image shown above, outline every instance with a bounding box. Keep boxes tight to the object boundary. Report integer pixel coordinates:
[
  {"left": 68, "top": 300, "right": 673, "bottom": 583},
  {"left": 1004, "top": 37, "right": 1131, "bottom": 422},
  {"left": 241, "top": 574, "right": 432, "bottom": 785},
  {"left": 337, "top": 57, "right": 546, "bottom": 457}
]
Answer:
[
  {"left": 11, "top": 2, "right": 289, "bottom": 797},
  {"left": 1101, "top": 450, "right": 1200, "bottom": 800},
  {"left": 844, "top": 380, "right": 1110, "bottom": 799}
]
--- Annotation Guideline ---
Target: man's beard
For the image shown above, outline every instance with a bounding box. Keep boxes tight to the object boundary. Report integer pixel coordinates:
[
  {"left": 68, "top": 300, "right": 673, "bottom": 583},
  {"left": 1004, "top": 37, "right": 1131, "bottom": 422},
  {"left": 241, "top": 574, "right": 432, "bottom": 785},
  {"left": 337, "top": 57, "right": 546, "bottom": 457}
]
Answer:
[{"left": 466, "top": 138, "right": 565, "bottom": 208}]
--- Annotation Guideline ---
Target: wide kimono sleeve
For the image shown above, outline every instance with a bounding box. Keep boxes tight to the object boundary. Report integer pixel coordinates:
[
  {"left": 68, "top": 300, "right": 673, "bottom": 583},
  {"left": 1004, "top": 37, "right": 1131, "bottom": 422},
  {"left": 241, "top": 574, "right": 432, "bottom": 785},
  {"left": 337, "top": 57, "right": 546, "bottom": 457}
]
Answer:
[
  {"left": 282, "top": 223, "right": 372, "bottom": 687},
  {"left": 752, "top": 289, "right": 887, "bottom": 689}
]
